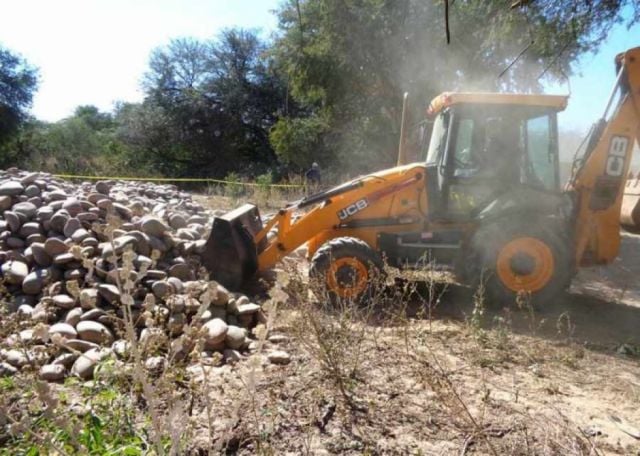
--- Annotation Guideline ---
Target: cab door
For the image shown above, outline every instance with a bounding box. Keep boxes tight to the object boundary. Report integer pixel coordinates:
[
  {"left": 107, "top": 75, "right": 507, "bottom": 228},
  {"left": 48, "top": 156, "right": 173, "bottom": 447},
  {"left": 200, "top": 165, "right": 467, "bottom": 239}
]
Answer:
[
  {"left": 442, "top": 105, "right": 523, "bottom": 220},
  {"left": 423, "top": 110, "right": 451, "bottom": 220}
]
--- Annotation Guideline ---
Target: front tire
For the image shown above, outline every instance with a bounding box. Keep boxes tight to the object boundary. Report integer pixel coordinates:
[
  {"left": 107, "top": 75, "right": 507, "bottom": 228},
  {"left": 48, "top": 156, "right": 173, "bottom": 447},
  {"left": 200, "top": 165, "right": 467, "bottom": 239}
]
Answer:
[{"left": 309, "top": 237, "right": 385, "bottom": 305}]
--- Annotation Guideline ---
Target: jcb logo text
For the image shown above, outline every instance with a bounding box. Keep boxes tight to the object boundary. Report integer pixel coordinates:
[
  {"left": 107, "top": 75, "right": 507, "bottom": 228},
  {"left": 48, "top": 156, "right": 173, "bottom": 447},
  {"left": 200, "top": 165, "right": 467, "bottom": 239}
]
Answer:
[
  {"left": 338, "top": 199, "right": 368, "bottom": 220},
  {"left": 605, "top": 136, "right": 630, "bottom": 177}
]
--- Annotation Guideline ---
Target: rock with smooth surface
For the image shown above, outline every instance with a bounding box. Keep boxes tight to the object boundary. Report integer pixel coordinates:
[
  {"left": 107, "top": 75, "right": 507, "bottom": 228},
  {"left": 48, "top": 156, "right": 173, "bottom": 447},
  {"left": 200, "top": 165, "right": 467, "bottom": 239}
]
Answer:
[
  {"left": 0, "top": 195, "right": 11, "bottom": 211},
  {"left": 202, "top": 318, "right": 228, "bottom": 350},
  {"left": 169, "top": 263, "right": 193, "bottom": 281},
  {"left": 0, "top": 362, "right": 18, "bottom": 376},
  {"left": 223, "top": 349, "right": 242, "bottom": 364},
  {"left": 225, "top": 325, "right": 247, "bottom": 350},
  {"left": 267, "top": 351, "right": 291, "bottom": 365},
  {"left": 63, "top": 339, "right": 100, "bottom": 353},
  {"left": 2, "top": 349, "right": 29, "bottom": 368},
  {"left": 140, "top": 216, "right": 168, "bottom": 237},
  {"left": 1, "top": 261, "right": 28, "bottom": 285},
  {"left": 44, "top": 238, "right": 68, "bottom": 256},
  {"left": 0, "top": 181, "right": 24, "bottom": 196},
  {"left": 65, "top": 307, "right": 84, "bottom": 326},
  {"left": 76, "top": 321, "right": 114, "bottom": 345},
  {"left": 52, "top": 353, "right": 77, "bottom": 369},
  {"left": 49, "top": 322, "right": 77, "bottom": 339},
  {"left": 237, "top": 303, "right": 261, "bottom": 315},
  {"left": 97, "top": 284, "right": 120, "bottom": 304},
  {"left": 71, "top": 348, "right": 109, "bottom": 380},
  {"left": 31, "top": 243, "right": 52, "bottom": 266},
  {"left": 40, "top": 364, "right": 66, "bottom": 381},
  {"left": 52, "top": 294, "right": 76, "bottom": 310},
  {"left": 63, "top": 218, "right": 81, "bottom": 238},
  {"left": 169, "top": 213, "right": 187, "bottom": 229},
  {"left": 4, "top": 211, "right": 20, "bottom": 232}
]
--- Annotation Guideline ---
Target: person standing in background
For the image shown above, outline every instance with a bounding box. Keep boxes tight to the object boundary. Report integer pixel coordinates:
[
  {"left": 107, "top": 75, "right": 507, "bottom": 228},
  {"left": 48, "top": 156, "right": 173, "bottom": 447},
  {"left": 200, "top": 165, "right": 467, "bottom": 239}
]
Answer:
[{"left": 305, "top": 162, "right": 321, "bottom": 193}]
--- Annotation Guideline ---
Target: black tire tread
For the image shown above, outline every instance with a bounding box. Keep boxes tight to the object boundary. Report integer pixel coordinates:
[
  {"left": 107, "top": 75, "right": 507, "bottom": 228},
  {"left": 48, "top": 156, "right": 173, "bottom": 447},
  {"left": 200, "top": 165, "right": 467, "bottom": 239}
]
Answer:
[
  {"left": 309, "top": 236, "right": 384, "bottom": 303},
  {"left": 468, "top": 218, "right": 572, "bottom": 307}
]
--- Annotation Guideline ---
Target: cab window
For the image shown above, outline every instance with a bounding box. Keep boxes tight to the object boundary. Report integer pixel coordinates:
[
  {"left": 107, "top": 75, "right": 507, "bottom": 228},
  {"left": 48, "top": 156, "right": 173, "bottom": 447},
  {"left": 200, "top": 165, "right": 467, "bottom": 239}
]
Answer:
[
  {"left": 426, "top": 112, "right": 448, "bottom": 165},
  {"left": 525, "top": 115, "right": 557, "bottom": 190},
  {"left": 453, "top": 119, "right": 474, "bottom": 170}
]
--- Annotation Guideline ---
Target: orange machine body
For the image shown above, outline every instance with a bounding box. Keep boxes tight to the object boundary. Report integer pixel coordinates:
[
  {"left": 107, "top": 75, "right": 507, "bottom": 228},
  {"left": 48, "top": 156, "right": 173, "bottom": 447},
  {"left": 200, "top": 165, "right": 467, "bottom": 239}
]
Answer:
[
  {"left": 255, "top": 164, "right": 428, "bottom": 270},
  {"left": 204, "top": 46, "right": 640, "bottom": 302},
  {"left": 569, "top": 47, "right": 640, "bottom": 266}
]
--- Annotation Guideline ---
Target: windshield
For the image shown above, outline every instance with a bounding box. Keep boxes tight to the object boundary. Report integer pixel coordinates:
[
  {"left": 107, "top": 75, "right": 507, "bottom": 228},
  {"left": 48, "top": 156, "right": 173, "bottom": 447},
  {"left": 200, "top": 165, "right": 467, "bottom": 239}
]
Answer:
[{"left": 426, "top": 112, "right": 447, "bottom": 165}]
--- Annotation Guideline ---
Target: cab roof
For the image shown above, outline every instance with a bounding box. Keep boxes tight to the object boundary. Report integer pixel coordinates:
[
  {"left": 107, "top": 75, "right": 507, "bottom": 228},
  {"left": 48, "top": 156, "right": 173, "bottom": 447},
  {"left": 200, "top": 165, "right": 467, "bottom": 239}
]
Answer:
[{"left": 427, "top": 92, "right": 569, "bottom": 116}]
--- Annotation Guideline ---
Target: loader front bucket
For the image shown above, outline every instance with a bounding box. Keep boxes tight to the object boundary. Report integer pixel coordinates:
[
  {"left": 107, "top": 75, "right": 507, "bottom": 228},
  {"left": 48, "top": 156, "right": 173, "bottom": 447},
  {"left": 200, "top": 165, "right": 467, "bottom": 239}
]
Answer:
[
  {"left": 621, "top": 172, "right": 640, "bottom": 233},
  {"left": 202, "top": 204, "right": 264, "bottom": 290}
]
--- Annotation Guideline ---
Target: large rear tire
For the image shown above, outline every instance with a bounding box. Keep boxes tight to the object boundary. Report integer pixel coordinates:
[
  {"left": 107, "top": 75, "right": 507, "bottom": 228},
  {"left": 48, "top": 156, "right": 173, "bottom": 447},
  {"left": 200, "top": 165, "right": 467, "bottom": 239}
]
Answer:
[
  {"left": 309, "top": 237, "right": 385, "bottom": 305},
  {"left": 466, "top": 220, "right": 571, "bottom": 308}
]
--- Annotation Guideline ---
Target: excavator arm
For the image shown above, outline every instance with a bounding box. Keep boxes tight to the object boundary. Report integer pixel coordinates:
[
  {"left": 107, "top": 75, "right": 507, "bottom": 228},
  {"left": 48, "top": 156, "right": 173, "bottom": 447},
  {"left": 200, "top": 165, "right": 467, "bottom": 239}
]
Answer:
[
  {"left": 202, "top": 164, "right": 426, "bottom": 289},
  {"left": 571, "top": 47, "right": 640, "bottom": 266}
]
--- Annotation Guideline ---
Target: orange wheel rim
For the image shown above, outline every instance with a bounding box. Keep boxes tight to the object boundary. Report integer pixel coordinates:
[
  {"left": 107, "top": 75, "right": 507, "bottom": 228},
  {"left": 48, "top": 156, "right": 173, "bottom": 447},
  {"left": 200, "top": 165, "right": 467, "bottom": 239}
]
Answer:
[
  {"left": 326, "top": 257, "right": 369, "bottom": 298},
  {"left": 496, "top": 237, "right": 554, "bottom": 293}
]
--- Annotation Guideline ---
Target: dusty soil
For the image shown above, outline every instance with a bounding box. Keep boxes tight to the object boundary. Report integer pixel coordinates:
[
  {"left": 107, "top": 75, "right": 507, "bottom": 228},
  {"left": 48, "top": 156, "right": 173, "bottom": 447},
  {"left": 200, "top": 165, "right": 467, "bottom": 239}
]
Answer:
[
  {"left": 190, "top": 302, "right": 640, "bottom": 455},
  {"left": 183, "top": 210, "right": 640, "bottom": 455},
  {"left": 3, "top": 192, "right": 640, "bottom": 454},
  {"left": 436, "top": 232, "right": 640, "bottom": 349}
]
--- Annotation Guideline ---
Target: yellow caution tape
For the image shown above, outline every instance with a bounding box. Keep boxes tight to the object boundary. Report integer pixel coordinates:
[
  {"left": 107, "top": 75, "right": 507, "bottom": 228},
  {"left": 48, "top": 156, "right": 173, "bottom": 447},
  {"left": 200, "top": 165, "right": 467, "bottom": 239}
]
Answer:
[{"left": 52, "top": 174, "right": 304, "bottom": 188}]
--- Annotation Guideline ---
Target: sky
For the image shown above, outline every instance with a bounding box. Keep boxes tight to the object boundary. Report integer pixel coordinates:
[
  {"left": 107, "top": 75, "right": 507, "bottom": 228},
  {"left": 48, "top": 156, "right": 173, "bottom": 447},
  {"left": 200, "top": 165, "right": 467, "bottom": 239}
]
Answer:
[
  {"left": 0, "top": 0, "right": 280, "bottom": 121},
  {"left": 546, "top": 11, "right": 640, "bottom": 134},
  {"left": 0, "top": 0, "right": 638, "bottom": 132}
]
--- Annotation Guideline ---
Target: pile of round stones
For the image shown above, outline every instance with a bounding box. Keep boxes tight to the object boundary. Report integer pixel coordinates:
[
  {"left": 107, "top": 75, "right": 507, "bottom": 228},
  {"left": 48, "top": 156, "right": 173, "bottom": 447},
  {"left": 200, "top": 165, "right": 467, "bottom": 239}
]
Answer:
[{"left": 0, "top": 169, "right": 287, "bottom": 382}]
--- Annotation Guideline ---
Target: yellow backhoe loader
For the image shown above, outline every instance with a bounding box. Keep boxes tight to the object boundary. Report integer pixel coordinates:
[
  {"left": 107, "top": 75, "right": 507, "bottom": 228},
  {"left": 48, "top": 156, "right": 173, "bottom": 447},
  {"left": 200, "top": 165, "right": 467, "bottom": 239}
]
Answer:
[
  {"left": 621, "top": 171, "right": 640, "bottom": 232},
  {"left": 202, "top": 46, "right": 640, "bottom": 305}
]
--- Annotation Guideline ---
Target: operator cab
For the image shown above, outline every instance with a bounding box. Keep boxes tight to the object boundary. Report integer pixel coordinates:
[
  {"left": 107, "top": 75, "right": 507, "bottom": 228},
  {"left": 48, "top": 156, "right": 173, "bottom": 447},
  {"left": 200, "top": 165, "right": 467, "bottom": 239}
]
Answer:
[
  {"left": 423, "top": 92, "right": 568, "bottom": 221},
  {"left": 380, "top": 93, "right": 568, "bottom": 269}
]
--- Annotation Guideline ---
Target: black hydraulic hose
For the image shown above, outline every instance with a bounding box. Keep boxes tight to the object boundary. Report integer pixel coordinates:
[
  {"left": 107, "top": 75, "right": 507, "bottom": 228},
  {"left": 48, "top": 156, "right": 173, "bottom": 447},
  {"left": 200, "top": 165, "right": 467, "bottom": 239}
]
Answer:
[{"left": 296, "top": 181, "right": 365, "bottom": 209}]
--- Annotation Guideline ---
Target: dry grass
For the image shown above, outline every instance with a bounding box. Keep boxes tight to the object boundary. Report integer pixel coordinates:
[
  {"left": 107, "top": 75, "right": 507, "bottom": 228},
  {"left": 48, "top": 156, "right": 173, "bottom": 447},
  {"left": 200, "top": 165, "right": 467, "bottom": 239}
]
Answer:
[{"left": 2, "top": 195, "right": 640, "bottom": 455}]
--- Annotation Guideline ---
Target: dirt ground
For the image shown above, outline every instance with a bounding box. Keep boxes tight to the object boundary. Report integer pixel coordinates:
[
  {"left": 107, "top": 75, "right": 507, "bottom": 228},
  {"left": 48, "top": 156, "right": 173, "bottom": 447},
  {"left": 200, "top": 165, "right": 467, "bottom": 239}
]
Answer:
[
  {"left": 194, "top": 194, "right": 640, "bottom": 453},
  {"left": 3, "top": 193, "right": 640, "bottom": 454},
  {"left": 432, "top": 232, "right": 640, "bottom": 349},
  {"left": 185, "top": 221, "right": 640, "bottom": 454}
]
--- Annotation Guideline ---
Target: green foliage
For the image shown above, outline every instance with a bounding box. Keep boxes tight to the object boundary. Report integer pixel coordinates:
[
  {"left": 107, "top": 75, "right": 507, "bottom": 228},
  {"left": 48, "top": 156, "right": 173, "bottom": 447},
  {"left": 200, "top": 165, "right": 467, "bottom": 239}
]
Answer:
[
  {"left": 256, "top": 171, "right": 273, "bottom": 189},
  {"left": 269, "top": 113, "right": 330, "bottom": 168},
  {"left": 2, "top": 5, "right": 638, "bottom": 179},
  {"left": 0, "top": 45, "right": 38, "bottom": 145},
  {"left": 74, "top": 105, "right": 114, "bottom": 130},
  {"left": 271, "top": 0, "right": 638, "bottom": 174},
  {"left": 0, "top": 376, "right": 15, "bottom": 392},
  {"left": 224, "top": 171, "right": 245, "bottom": 197},
  {"left": 2, "top": 378, "right": 151, "bottom": 456},
  {"left": 136, "top": 29, "right": 289, "bottom": 178},
  {"left": 0, "top": 106, "right": 138, "bottom": 176}
]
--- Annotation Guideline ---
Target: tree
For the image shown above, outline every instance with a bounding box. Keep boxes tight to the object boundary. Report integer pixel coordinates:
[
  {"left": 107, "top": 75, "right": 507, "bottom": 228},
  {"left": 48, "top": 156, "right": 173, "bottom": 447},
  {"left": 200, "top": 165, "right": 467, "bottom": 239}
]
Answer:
[
  {"left": 137, "top": 30, "right": 289, "bottom": 178},
  {"left": 1, "top": 105, "right": 133, "bottom": 175},
  {"left": 0, "top": 45, "right": 38, "bottom": 144},
  {"left": 271, "top": 0, "right": 638, "bottom": 174},
  {"left": 73, "top": 105, "right": 114, "bottom": 131}
]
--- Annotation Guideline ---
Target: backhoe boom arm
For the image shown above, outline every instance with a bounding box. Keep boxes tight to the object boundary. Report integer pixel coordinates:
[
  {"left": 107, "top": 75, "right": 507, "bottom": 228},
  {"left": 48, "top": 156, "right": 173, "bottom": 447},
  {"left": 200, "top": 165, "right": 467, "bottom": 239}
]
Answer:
[{"left": 571, "top": 47, "right": 640, "bottom": 266}]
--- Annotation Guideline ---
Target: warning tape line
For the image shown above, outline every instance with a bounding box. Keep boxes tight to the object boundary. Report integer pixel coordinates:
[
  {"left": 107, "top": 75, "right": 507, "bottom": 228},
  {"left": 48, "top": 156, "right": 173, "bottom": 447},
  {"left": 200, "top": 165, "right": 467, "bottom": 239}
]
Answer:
[{"left": 52, "top": 174, "right": 304, "bottom": 188}]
